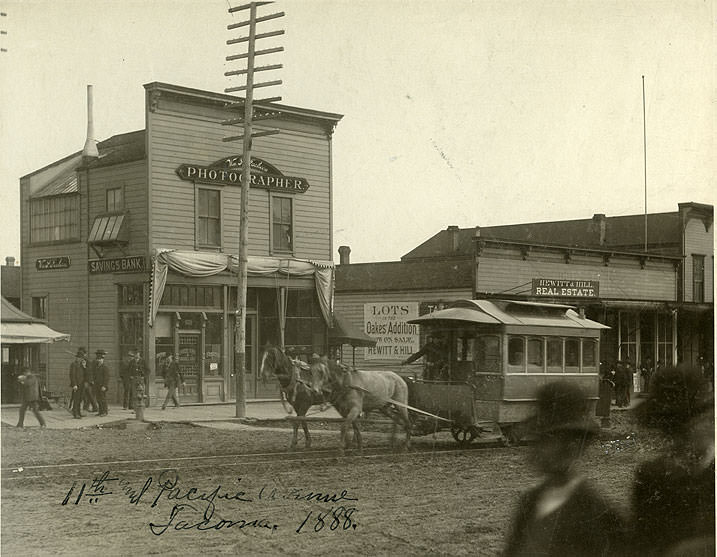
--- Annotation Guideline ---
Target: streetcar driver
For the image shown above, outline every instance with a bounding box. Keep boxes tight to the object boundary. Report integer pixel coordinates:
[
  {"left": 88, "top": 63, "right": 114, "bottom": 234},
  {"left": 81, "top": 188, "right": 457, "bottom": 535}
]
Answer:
[{"left": 401, "top": 335, "right": 447, "bottom": 380}]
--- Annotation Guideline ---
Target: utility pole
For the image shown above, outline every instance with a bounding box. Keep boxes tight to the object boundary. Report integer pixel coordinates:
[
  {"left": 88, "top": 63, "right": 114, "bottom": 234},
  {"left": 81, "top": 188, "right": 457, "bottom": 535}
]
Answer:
[{"left": 224, "top": 1, "right": 284, "bottom": 418}]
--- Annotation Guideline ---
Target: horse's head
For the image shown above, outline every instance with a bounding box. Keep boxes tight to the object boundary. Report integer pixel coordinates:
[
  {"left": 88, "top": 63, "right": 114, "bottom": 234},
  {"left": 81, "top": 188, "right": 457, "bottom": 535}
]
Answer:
[{"left": 260, "top": 346, "right": 292, "bottom": 384}]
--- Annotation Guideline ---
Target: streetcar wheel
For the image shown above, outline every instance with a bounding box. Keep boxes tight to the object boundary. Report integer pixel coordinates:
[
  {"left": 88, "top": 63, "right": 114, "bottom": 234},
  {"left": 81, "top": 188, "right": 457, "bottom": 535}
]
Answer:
[{"left": 451, "top": 426, "right": 476, "bottom": 447}]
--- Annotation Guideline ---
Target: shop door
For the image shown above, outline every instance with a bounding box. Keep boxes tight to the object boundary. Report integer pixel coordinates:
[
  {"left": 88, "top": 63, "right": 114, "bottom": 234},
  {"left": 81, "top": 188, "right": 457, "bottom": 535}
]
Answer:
[{"left": 177, "top": 333, "right": 201, "bottom": 402}]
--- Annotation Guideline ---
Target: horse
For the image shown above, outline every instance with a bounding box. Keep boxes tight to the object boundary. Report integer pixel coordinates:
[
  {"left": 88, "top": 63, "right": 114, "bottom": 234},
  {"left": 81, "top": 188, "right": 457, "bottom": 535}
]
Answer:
[
  {"left": 259, "top": 346, "right": 329, "bottom": 450},
  {"left": 320, "top": 360, "right": 412, "bottom": 452}
]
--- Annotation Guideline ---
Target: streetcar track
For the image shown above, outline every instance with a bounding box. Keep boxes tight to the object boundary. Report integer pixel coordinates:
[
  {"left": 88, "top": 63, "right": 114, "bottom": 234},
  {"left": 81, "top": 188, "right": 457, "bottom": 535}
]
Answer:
[{"left": 2, "top": 441, "right": 511, "bottom": 481}]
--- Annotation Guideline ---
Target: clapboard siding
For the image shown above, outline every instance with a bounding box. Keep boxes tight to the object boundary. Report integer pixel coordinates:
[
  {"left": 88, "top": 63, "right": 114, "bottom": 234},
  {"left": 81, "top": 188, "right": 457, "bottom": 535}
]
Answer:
[
  {"left": 476, "top": 247, "right": 676, "bottom": 301},
  {"left": 20, "top": 166, "right": 90, "bottom": 395},
  {"left": 147, "top": 93, "right": 333, "bottom": 260},
  {"left": 683, "top": 218, "right": 713, "bottom": 303},
  {"left": 333, "top": 289, "right": 470, "bottom": 369}
]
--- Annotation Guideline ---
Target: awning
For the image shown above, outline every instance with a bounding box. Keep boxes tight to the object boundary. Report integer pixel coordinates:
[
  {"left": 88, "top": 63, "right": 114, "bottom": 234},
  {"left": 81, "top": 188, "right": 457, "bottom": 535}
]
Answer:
[
  {"left": 1, "top": 322, "right": 71, "bottom": 344},
  {"left": 329, "top": 313, "right": 376, "bottom": 347},
  {"left": 88, "top": 213, "right": 128, "bottom": 245},
  {"left": 1, "top": 296, "right": 71, "bottom": 344}
]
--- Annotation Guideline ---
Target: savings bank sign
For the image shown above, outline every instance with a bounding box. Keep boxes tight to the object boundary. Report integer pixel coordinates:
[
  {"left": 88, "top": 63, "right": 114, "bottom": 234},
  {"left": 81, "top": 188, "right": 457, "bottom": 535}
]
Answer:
[{"left": 176, "top": 156, "right": 309, "bottom": 193}]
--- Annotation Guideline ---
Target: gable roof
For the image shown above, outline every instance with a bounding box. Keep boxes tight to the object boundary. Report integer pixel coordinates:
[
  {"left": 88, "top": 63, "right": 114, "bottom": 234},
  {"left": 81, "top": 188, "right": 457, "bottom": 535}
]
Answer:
[{"left": 335, "top": 258, "right": 473, "bottom": 293}]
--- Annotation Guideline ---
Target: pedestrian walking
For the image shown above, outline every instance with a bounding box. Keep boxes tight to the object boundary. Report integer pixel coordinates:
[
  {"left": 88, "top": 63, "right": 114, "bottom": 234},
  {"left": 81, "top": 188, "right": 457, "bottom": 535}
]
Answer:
[
  {"left": 82, "top": 350, "right": 99, "bottom": 414},
  {"left": 93, "top": 349, "right": 110, "bottom": 416},
  {"left": 161, "top": 354, "right": 185, "bottom": 410},
  {"left": 16, "top": 367, "right": 47, "bottom": 428},
  {"left": 614, "top": 361, "right": 630, "bottom": 407},
  {"left": 69, "top": 348, "right": 87, "bottom": 418},
  {"left": 503, "top": 381, "right": 626, "bottom": 556}
]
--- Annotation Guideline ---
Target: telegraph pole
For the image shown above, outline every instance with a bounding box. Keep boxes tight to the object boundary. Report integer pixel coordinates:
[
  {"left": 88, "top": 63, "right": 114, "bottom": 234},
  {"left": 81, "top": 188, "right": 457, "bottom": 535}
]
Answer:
[{"left": 224, "top": 2, "right": 283, "bottom": 418}]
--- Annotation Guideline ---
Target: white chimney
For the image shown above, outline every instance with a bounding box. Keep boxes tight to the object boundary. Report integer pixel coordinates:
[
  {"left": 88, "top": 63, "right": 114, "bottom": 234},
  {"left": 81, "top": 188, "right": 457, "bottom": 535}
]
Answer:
[{"left": 82, "top": 85, "right": 99, "bottom": 158}]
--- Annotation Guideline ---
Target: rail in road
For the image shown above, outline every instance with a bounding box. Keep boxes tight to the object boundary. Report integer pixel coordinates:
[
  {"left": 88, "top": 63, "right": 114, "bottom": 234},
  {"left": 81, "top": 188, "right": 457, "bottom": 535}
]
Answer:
[{"left": 2, "top": 441, "right": 513, "bottom": 482}]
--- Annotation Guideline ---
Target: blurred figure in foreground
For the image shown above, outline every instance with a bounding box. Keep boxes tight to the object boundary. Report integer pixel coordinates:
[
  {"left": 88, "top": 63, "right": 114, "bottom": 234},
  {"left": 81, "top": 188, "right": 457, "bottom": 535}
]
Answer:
[
  {"left": 631, "top": 366, "right": 714, "bottom": 556},
  {"left": 504, "top": 381, "right": 625, "bottom": 556}
]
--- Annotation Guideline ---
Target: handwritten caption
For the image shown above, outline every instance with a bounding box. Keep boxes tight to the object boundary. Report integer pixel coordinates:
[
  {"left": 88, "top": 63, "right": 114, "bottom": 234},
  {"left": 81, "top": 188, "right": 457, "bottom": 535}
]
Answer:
[{"left": 61, "top": 469, "right": 359, "bottom": 536}]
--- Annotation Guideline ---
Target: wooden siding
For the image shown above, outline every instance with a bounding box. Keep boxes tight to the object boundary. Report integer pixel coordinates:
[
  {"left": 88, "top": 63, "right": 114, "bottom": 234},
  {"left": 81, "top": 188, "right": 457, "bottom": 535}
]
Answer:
[
  {"left": 476, "top": 247, "right": 676, "bottom": 301},
  {"left": 333, "top": 289, "right": 470, "bottom": 369},
  {"left": 683, "top": 218, "right": 713, "bottom": 303},
  {"left": 20, "top": 169, "right": 88, "bottom": 395},
  {"left": 147, "top": 98, "right": 332, "bottom": 261}
]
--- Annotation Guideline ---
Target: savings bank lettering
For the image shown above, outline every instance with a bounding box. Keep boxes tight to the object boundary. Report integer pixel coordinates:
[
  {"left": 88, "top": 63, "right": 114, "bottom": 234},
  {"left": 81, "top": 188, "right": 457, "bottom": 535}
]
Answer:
[{"left": 176, "top": 156, "right": 309, "bottom": 193}]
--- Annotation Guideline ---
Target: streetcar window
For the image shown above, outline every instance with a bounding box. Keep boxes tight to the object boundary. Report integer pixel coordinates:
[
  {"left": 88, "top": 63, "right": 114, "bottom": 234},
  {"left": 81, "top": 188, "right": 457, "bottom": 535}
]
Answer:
[
  {"left": 546, "top": 338, "right": 563, "bottom": 371},
  {"left": 508, "top": 336, "right": 525, "bottom": 367},
  {"left": 475, "top": 335, "right": 500, "bottom": 372},
  {"left": 582, "top": 339, "right": 597, "bottom": 368},
  {"left": 565, "top": 338, "right": 580, "bottom": 369},
  {"left": 527, "top": 338, "right": 544, "bottom": 371}
]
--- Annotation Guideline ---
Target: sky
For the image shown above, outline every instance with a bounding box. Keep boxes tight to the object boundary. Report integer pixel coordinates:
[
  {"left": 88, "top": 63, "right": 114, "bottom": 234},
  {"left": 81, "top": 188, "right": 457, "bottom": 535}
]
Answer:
[{"left": 0, "top": 0, "right": 714, "bottom": 266}]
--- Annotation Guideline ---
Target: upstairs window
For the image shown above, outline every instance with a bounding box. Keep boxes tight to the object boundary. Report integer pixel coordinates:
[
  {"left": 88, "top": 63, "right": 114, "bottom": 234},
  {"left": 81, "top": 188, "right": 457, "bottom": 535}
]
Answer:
[
  {"left": 693, "top": 255, "right": 705, "bottom": 303},
  {"left": 197, "top": 188, "right": 221, "bottom": 248},
  {"left": 31, "top": 296, "right": 48, "bottom": 320},
  {"left": 30, "top": 195, "right": 80, "bottom": 244},
  {"left": 271, "top": 196, "right": 293, "bottom": 252},
  {"left": 106, "top": 187, "right": 124, "bottom": 212}
]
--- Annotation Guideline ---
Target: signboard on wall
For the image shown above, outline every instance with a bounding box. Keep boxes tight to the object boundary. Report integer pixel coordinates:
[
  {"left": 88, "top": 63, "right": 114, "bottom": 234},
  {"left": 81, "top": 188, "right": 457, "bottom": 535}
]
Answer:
[
  {"left": 88, "top": 256, "right": 146, "bottom": 274},
  {"left": 36, "top": 256, "right": 70, "bottom": 270},
  {"left": 176, "top": 155, "right": 310, "bottom": 193},
  {"left": 363, "top": 302, "right": 420, "bottom": 360},
  {"left": 532, "top": 278, "right": 599, "bottom": 298}
]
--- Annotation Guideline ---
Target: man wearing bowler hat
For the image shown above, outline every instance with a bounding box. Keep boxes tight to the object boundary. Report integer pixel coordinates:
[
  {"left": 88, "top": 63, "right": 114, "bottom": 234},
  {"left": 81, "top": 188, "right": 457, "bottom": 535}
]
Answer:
[
  {"left": 92, "top": 349, "right": 110, "bottom": 417},
  {"left": 69, "top": 348, "right": 87, "bottom": 419},
  {"left": 503, "top": 382, "right": 625, "bottom": 556}
]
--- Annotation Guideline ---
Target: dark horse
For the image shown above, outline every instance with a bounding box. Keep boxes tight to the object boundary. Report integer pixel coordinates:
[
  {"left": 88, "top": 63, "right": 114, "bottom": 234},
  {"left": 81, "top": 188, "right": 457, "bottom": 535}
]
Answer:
[
  {"left": 260, "top": 346, "right": 329, "bottom": 450},
  {"left": 316, "top": 359, "right": 412, "bottom": 452}
]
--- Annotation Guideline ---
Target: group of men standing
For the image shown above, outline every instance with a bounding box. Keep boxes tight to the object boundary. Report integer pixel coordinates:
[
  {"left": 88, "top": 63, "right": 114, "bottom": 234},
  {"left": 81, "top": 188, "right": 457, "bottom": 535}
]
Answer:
[{"left": 69, "top": 347, "right": 110, "bottom": 418}]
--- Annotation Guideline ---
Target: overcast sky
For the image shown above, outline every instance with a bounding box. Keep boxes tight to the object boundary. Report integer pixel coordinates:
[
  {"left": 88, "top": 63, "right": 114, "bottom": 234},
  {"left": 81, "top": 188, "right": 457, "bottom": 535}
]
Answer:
[{"left": 0, "top": 0, "right": 713, "bottom": 267}]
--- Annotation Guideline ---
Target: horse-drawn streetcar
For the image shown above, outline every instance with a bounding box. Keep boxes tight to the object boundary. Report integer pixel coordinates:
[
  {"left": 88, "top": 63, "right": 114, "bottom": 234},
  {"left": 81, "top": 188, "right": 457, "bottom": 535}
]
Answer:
[
  {"left": 260, "top": 299, "right": 608, "bottom": 451},
  {"left": 405, "top": 299, "right": 609, "bottom": 446}
]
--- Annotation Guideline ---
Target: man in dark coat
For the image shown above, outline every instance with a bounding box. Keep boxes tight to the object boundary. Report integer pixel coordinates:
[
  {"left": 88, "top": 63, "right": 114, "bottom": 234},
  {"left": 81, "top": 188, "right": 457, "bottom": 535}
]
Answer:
[
  {"left": 161, "top": 354, "right": 185, "bottom": 410},
  {"left": 82, "top": 350, "right": 99, "bottom": 413},
  {"left": 69, "top": 348, "right": 87, "bottom": 418},
  {"left": 16, "top": 367, "right": 46, "bottom": 428},
  {"left": 92, "top": 349, "right": 110, "bottom": 417},
  {"left": 503, "top": 382, "right": 626, "bottom": 556},
  {"left": 401, "top": 335, "right": 447, "bottom": 380}
]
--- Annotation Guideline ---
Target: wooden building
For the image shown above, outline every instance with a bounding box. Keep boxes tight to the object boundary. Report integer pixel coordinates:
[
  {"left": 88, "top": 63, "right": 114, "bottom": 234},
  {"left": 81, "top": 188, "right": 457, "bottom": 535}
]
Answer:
[
  {"left": 334, "top": 204, "right": 713, "bottom": 376},
  {"left": 20, "top": 82, "right": 342, "bottom": 405}
]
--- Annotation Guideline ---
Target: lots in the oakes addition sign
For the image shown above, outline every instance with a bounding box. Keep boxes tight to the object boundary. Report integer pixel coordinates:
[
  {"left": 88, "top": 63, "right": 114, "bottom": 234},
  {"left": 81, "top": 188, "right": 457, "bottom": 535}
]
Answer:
[
  {"left": 532, "top": 278, "right": 599, "bottom": 298},
  {"left": 176, "top": 156, "right": 310, "bottom": 193}
]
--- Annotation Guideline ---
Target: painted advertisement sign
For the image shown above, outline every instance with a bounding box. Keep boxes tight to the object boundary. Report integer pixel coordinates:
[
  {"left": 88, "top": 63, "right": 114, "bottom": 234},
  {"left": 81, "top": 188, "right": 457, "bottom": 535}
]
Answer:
[
  {"left": 363, "top": 302, "right": 420, "bottom": 360},
  {"left": 531, "top": 278, "right": 600, "bottom": 298}
]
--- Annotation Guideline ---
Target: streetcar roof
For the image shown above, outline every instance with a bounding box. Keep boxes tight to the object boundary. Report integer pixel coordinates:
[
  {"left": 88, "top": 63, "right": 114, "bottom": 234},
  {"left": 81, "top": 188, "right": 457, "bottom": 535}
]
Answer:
[{"left": 407, "top": 299, "right": 609, "bottom": 330}]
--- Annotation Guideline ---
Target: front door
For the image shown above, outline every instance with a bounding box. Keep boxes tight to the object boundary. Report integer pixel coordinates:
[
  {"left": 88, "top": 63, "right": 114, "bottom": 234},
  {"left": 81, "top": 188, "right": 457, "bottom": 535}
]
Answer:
[{"left": 177, "top": 332, "right": 200, "bottom": 401}]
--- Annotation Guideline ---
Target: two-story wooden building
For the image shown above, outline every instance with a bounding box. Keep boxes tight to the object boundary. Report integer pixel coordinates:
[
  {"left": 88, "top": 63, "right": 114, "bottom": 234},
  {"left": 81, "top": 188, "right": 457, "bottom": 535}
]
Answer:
[
  {"left": 334, "top": 204, "right": 713, "bottom": 376},
  {"left": 20, "top": 82, "right": 342, "bottom": 404}
]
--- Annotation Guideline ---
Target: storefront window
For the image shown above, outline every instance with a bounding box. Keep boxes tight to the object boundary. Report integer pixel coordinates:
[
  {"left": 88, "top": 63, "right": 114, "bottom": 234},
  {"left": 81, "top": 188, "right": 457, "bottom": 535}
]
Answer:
[
  {"left": 285, "top": 289, "right": 325, "bottom": 356},
  {"left": 119, "top": 284, "right": 144, "bottom": 307},
  {"left": 119, "top": 312, "right": 144, "bottom": 358},
  {"left": 197, "top": 187, "right": 221, "bottom": 248},
  {"left": 656, "top": 313, "right": 673, "bottom": 366},
  {"left": 205, "top": 314, "right": 223, "bottom": 376},
  {"left": 619, "top": 312, "right": 638, "bottom": 364},
  {"left": 160, "top": 285, "right": 222, "bottom": 308}
]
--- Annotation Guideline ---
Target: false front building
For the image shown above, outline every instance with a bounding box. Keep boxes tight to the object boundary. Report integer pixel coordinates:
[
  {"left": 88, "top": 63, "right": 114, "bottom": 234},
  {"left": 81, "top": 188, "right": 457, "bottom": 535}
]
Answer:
[
  {"left": 334, "top": 204, "right": 713, "bottom": 378},
  {"left": 20, "top": 82, "right": 342, "bottom": 404}
]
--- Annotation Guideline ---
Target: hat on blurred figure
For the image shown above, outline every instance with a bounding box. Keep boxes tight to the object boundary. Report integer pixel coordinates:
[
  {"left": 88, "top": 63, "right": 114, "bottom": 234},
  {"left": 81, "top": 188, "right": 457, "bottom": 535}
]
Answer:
[
  {"left": 95, "top": 349, "right": 107, "bottom": 358},
  {"left": 526, "top": 381, "right": 599, "bottom": 438},
  {"left": 75, "top": 347, "right": 87, "bottom": 358}
]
